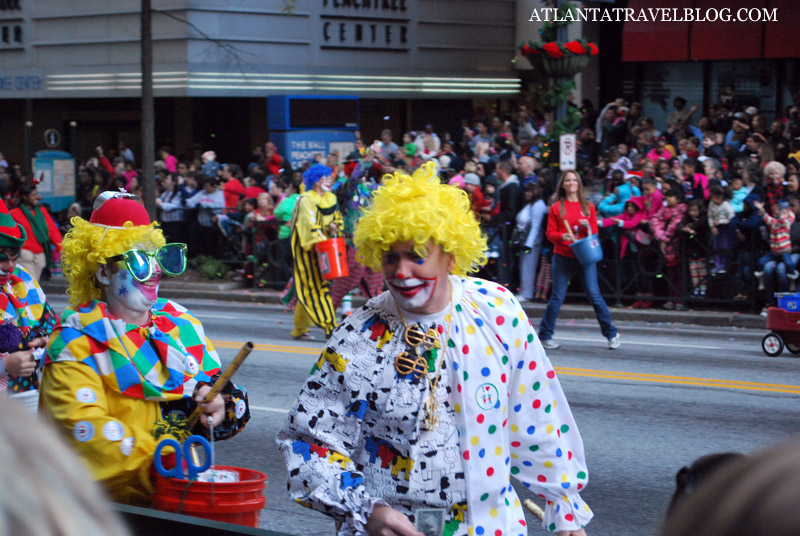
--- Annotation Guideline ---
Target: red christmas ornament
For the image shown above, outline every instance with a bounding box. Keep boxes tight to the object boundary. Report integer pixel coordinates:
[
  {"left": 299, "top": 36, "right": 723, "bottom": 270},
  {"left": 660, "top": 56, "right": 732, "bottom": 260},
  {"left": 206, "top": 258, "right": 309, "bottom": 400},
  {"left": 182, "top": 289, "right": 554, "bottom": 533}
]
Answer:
[{"left": 588, "top": 43, "right": 599, "bottom": 55}]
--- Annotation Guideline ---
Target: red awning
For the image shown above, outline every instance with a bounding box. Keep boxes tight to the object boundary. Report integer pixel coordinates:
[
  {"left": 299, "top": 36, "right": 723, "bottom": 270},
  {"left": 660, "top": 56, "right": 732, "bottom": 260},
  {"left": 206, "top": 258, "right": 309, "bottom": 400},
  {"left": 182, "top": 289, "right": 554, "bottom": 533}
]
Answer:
[
  {"left": 622, "top": 0, "right": 797, "bottom": 62},
  {"left": 621, "top": 0, "right": 693, "bottom": 62}
]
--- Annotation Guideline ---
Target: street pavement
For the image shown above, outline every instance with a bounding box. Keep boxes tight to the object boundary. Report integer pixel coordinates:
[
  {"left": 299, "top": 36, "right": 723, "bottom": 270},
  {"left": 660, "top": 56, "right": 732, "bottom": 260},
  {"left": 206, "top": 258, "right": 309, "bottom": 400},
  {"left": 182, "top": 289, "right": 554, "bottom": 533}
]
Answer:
[{"left": 40, "top": 287, "right": 799, "bottom": 536}]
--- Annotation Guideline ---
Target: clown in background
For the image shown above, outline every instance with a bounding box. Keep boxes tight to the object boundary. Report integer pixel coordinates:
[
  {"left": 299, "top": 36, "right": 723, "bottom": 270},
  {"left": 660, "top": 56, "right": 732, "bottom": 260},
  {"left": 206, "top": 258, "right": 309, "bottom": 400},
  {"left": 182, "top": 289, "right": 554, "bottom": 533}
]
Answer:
[
  {"left": 40, "top": 192, "right": 250, "bottom": 505},
  {"left": 0, "top": 199, "right": 56, "bottom": 394},
  {"left": 289, "top": 164, "right": 343, "bottom": 339}
]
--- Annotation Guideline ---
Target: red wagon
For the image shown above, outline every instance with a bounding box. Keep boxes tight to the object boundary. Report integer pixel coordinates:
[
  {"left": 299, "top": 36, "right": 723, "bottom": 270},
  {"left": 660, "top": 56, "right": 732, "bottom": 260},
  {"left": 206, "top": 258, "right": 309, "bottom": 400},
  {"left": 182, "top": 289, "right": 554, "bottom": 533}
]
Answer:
[{"left": 762, "top": 306, "right": 800, "bottom": 357}]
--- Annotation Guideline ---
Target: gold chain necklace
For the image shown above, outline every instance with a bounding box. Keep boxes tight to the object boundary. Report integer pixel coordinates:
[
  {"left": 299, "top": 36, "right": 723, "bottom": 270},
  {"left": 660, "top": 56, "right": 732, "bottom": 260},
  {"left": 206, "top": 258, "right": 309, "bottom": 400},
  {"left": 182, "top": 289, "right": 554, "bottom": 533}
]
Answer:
[{"left": 393, "top": 280, "right": 453, "bottom": 431}]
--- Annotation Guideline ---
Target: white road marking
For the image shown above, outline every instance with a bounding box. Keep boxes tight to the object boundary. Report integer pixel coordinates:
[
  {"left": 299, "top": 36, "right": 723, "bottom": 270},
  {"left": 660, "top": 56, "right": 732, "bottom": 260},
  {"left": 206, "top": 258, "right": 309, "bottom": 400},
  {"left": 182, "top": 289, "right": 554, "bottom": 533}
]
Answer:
[
  {"left": 554, "top": 336, "right": 722, "bottom": 350},
  {"left": 197, "top": 314, "right": 240, "bottom": 320},
  {"left": 250, "top": 405, "right": 290, "bottom": 414}
]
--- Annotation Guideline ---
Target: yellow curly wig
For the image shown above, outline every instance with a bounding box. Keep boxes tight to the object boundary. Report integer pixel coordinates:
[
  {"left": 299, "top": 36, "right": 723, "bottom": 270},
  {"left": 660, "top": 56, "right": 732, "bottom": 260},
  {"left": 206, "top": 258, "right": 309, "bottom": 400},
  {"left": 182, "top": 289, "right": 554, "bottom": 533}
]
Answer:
[
  {"left": 354, "top": 161, "right": 487, "bottom": 275},
  {"left": 61, "top": 217, "right": 165, "bottom": 306}
]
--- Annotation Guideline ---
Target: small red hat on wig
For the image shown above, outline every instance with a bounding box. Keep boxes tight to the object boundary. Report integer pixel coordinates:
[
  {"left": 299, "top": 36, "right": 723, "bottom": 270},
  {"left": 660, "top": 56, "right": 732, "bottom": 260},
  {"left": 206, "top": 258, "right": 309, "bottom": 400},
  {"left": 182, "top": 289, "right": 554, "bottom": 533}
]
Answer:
[{"left": 89, "top": 191, "right": 151, "bottom": 228}]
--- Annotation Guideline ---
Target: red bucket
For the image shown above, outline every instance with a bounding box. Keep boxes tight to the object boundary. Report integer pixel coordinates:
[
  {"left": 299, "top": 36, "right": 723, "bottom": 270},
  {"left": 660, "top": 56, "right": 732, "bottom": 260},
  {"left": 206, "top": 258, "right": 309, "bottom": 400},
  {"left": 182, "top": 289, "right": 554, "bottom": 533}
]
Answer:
[
  {"left": 315, "top": 237, "right": 349, "bottom": 280},
  {"left": 153, "top": 465, "right": 267, "bottom": 528}
]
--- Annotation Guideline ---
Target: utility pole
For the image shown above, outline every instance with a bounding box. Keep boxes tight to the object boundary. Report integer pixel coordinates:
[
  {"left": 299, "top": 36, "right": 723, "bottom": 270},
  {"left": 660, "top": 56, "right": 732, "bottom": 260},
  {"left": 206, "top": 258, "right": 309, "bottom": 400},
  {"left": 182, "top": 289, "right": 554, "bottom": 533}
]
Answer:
[{"left": 141, "top": 0, "right": 156, "bottom": 217}]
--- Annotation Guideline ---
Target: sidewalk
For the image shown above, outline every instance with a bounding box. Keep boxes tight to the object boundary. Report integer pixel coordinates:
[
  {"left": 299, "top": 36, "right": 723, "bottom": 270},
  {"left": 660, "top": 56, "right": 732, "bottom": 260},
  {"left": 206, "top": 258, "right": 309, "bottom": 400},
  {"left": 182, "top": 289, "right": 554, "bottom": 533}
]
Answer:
[{"left": 40, "top": 278, "right": 766, "bottom": 330}]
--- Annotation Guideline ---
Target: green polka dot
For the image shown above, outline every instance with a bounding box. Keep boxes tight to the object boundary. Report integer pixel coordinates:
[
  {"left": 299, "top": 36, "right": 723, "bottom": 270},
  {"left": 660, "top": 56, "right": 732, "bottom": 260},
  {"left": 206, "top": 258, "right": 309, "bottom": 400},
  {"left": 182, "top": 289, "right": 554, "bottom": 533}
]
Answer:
[
  {"left": 504, "top": 498, "right": 510, "bottom": 506},
  {"left": 545, "top": 404, "right": 552, "bottom": 413},
  {"left": 455, "top": 304, "right": 462, "bottom": 312},
  {"left": 577, "top": 471, "right": 586, "bottom": 479},
  {"left": 532, "top": 381, "right": 540, "bottom": 391},
  {"left": 548, "top": 523, "right": 556, "bottom": 532},
  {"left": 480, "top": 493, "right": 489, "bottom": 501},
  {"left": 501, "top": 356, "right": 509, "bottom": 365},
  {"left": 488, "top": 425, "right": 497, "bottom": 434},
  {"left": 463, "top": 371, "right": 469, "bottom": 381},
  {"left": 527, "top": 333, "right": 534, "bottom": 342},
  {"left": 560, "top": 424, "right": 570, "bottom": 433},
  {"left": 487, "top": 302, "right": 495, "bottom": 308},
  {"left": 475, "top": 280, "right": 483, "bottom": 285},
  {"left": 512, "top": 318, "right": 519, "bottom": 327},
  {"left": 448, "top": 339, "right": 455, "bottom": 348},
  {"left": 529, "top": 444, "right": 539, "bottom": 452},
  {"left": 510, "top": 466, "right": 520, "bottom": 475}
]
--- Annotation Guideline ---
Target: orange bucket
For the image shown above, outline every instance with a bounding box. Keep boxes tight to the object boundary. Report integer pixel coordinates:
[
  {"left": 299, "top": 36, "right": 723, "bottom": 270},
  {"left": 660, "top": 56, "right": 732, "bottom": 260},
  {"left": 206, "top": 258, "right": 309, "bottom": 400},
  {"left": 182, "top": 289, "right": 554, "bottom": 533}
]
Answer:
[
  {"left": 153, "top": 465, "right": 267, "bottom": 528},
  {"left": 315, "top": 237, "right": 349, "bottom": 280}
]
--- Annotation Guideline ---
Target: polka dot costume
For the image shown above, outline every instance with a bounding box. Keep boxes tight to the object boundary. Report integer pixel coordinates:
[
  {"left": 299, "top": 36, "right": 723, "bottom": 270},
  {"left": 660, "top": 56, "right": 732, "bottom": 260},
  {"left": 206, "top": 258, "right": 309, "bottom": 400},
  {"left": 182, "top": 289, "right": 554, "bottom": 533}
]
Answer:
[{"left": 278, "top": 276, "right": 592, "bottom": 535}]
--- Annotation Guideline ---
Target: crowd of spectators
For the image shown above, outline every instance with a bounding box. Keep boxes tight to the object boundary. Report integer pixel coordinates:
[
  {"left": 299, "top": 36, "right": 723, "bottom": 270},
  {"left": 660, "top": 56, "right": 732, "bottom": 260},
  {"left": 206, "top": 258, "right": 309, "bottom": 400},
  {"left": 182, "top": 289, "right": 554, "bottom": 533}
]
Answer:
[{"left": 2, "top": 86, "right": 799, "bottom": 315}]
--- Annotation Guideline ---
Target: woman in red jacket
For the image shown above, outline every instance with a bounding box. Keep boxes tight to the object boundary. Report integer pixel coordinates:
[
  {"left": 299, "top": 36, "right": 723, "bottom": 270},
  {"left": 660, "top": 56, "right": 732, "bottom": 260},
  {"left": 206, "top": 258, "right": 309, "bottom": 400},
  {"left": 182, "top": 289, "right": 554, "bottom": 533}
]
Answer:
[
  {"left": 537, "top": 170, "right": 619, "bottom": 350},
  {"left": 10, "top": 183, "right": 62, "bottom": 281}
]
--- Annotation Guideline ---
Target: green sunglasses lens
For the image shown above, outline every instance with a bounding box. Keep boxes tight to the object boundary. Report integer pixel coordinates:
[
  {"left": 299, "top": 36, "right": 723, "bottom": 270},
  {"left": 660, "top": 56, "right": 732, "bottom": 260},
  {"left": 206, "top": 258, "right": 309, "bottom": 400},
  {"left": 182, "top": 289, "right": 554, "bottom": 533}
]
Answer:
[
  {"left": 157, "top": 244, "right": 186, "bottom": 275},
  {"left": 123, "top": 250, "right": 152, "bottom": 282}
]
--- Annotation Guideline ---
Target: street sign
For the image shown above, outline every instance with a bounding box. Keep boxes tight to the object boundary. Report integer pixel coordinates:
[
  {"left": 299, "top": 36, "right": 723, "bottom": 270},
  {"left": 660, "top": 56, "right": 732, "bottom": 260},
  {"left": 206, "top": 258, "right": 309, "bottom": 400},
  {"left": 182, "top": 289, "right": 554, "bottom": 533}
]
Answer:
[
  {"left": 559, "top": 133, "right": 576, "bottom": 171},
  {"left": 44, "top": 128, "right": 61, "bottom": 148}
]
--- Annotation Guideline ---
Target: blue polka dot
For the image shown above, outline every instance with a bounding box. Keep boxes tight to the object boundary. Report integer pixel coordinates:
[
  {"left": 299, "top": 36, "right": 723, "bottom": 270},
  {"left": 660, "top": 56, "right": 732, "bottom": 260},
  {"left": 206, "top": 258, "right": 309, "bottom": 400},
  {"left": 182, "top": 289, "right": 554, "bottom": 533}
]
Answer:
[
  {"left": 523, "top": 460, "right": 532, "bottom": 467},
  {"left": 517, "top": 360, "right": 524, "bottom": 369},
  {"left": 476, "top": 526, "right": 485, "bottom": 535},
  {"left": 561, "top": 482, "right": 571, "bottom": 489},
  {"left": 494, "top": 400, "right": 501, "bottom": 409},
  {"left": 479, "top": 449, "right": 485, "bottom": 458},
  {"left": 499, "top": 486, "right": 506, "bottom": 495},
  {"left": 556, "top": 505, "right": 561, "bottom": 513},
  {"left": 475, "top": 317, "right": 484, "bottom": 327},
  {"left": 453, "top": 361, "right": 459, "bottom": 370},
  {"left": 514, "top": 404, "right": 522, "bottom": 412},
  {"left": 478, "top": 288, "right": 488, "bottom": 295},
  {"left": 523, "top": 482, "right": 531, "bottom": 488},
  {"left": 481, "top": 367, "right": 491, "bottom": 377},
  {"left": 526, "top": 425, "right": 536, "bottom": 435},
  {"left": 556, "top": 448, "right": 562, "bottom": 457},
  {"left": 455, "top": 325, "right": 460, "bottom": 333},
  {"left": 508, "top": 485, "right": 513, "bottom": 492},
  {"left": 503, "top": 343, "right": 509, "bottom": 351},
  {"left": 505, "top": 457, "right": 510, "bottom": 465},
  {"left": 573, "top": 502, "right": 579, "bottom": 509}
]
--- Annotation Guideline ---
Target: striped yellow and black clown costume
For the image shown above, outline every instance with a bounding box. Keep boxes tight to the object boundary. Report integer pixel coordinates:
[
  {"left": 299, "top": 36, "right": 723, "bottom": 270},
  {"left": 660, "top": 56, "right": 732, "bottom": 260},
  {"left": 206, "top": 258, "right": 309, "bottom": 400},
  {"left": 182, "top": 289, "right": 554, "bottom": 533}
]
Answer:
[{"left": 290, "top": 164, "right": 343, "bottom": 338}]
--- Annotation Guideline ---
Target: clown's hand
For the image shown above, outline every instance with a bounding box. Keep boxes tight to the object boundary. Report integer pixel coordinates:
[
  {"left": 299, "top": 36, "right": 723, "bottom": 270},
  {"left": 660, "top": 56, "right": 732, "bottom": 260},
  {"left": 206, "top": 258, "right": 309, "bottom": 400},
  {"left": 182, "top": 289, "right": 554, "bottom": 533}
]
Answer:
[{"left": 194, "top": 385, "right": 225, "bottom": 429}]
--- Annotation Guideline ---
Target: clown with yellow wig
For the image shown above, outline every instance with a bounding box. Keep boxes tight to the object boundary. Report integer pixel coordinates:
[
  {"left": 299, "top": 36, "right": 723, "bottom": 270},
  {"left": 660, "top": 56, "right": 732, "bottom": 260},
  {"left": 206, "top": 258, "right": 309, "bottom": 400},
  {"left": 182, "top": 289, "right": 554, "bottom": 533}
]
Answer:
[
  {"left": 40, "top": 192, "right": 250, "bottom": 505},
  {"left": 278, "top": 162, "right": 593, "bottom": 536}
]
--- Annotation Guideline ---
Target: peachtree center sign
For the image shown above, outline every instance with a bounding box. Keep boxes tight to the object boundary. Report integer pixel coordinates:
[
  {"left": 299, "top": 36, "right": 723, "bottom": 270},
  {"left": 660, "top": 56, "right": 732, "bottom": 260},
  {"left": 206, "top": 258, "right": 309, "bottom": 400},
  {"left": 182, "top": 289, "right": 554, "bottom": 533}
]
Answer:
[{"left": 321, "top": 0, "right": 410, "bottom": 51}]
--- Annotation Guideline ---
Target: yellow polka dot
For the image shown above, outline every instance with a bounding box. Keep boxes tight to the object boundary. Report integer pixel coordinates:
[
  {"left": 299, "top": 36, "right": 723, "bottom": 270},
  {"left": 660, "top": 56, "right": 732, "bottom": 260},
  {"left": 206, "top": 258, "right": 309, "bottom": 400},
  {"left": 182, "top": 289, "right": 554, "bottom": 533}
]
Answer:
[
  {"left": 466, "top": 325, "right": 476, "bottom": 335},
  {"left": 468, "top": 527, "right": 474, "bottom": 536},
  {"left": 495, "top": 446, "right": 503, "bottom": 455},
  {"left": 544, "top": 460, "right": 553, "bottom": 468},
  {"left": 585, "top": 505, "right": 591, "bottom": 512},
  {"left": 454, "top": 403, "right": 461, "bottom": 414},
  {"left": 489, "top": 508, "right": 498, "bottom": 518},
  {"left": 494, "top": 297, "right": 503, "bottom": 306},
  {"left": 485, "top": 345, "right": 494, "bottom": 355},
  {"left": 553, "top": 400, "right": 558, "bottom": 408},
  {"left": 515, "top": 499, "right": 521, "bottom": 507},
  {"left": 445, "top": 313, "right": 452, "bottom": 323},
  {"left": 470, "top": 436, "right": 480, "bottom": 446},
  {"left": 511, "top": 453, "right": 519, "bottom": 459},
  {"left": 546, "top": 424, "right": 554, "bottom": 434},
  {"left": 561, "top": 473, "right": 568, "bottom": 482},
  {"left": 513, "top": 338, "right": 520, "bottom": 348},
  {"left": 510, "top": 424, "right": 518, "bottom": 433},
  {"left": 519, "top": 311, "right": 526, "bottom": 320},
  {"left": 518, "top": 384, "right": 526, "bottom": 395}
]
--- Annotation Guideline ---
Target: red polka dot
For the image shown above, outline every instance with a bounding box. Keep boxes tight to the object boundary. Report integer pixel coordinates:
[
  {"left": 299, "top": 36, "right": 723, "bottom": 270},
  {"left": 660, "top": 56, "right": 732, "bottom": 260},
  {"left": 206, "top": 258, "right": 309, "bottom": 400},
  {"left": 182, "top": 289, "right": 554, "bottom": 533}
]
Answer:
[
  {"left": 457, "top": 384, "right": 462, "bottom": 393},
  {"left": 568, "top": 451, "right": 573, "bottom": 460},
  {"left": 547, "top": 370, "right": 555, "bottom": 379},
  {"left": 532, "top": 399, "right": 541, "bottom": 409},
  {"left": 511, "top": 441, "right": 521, "bottom": 447},
  {"left": 437, "top": 324, "right": 444, "bottom": 333},
  {"left": 565, "top": 514, "right": 574, "bottom": 522},
  {"left": 477, "top": 414, "right": 485, "bottom": 423},
  {"left": 502, "top": 419, "right": 507, "bottom": 427},
  {"left": 495, "top": 530, "right": 502, "bottom": 536},
  {"left": 537, "top": 474, "right": 547, "bottom": 482},
  {"left": 463, "top": 450, "right": 470, "bottom": 460},
  {"left": 462, "top": 345, "right": 469, "bottom": 354},
  {"left": 557, "top": 429, "right": 561, "bottom": 437},
  {"left": 524, "top": 342, "right": 528, "bottom": 350},
  {"left": 577, "top": 483, "right": 584, "bottom": 490},
  {"left": 496, "top": 315, "right": 505, "bottom": 325},
  {"left": 495, "top": 334, "right": 503, "bottom": 344},
  {"left": 497, "top": 286, "right": 507, "bottom": 292},
  {"left": 519, "top": 519, "right": 527, "bottom": 527},
  {"left": 529, "top": 361, "right": 537, "bottom": 370},
  {"left": 500, "top": 373, "right": 507, "bottom": 383},
  {"left": 487, "top": 467, "right": 495, "bottom": 476}
]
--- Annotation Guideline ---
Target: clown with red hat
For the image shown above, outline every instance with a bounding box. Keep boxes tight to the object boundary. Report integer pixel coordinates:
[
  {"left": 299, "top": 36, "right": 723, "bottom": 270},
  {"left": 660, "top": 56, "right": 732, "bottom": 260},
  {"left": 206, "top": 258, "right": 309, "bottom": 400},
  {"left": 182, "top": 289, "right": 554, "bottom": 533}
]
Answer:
[
  {"left": 40, "top": 191, "right": 250, "bottom": 505},
  {"left": 0, "top": 198, "right": 57, "bottom": 395}
]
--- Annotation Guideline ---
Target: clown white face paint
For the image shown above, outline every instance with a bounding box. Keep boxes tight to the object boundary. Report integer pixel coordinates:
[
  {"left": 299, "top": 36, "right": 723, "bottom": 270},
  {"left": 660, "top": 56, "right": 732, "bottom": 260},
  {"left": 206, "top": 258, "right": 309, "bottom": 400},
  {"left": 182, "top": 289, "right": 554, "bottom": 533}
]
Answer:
[
  {"left": 382, "top": 240, "right": 454, "bottom": 315},
  {"left": 101, "top": 246, "right": 161, "bottom": 324},
  {"left": 317, "top": 175, "right": 333, "bottom": 193}
]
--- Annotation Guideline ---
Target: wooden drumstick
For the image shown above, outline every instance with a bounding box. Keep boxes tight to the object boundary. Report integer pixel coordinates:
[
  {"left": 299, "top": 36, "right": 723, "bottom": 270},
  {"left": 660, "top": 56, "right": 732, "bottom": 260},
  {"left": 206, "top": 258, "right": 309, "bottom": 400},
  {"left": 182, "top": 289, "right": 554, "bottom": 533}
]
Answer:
[
  {"left": 188, "top": 341, "right": 254, "bottom": 428},
  {"left": 563, "top": 218, "right": 576, "bottom": 242},
  {"left": 523, "top": 498, "right": 545, "bottom": 521}
]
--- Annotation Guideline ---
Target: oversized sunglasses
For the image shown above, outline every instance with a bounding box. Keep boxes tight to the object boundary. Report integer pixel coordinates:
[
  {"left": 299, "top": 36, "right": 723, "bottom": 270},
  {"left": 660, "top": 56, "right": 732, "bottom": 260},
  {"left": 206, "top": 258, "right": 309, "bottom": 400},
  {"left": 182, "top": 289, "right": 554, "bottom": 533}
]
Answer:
[{"left": 106, "top": 243, "right": 187, "bottom": 282}]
